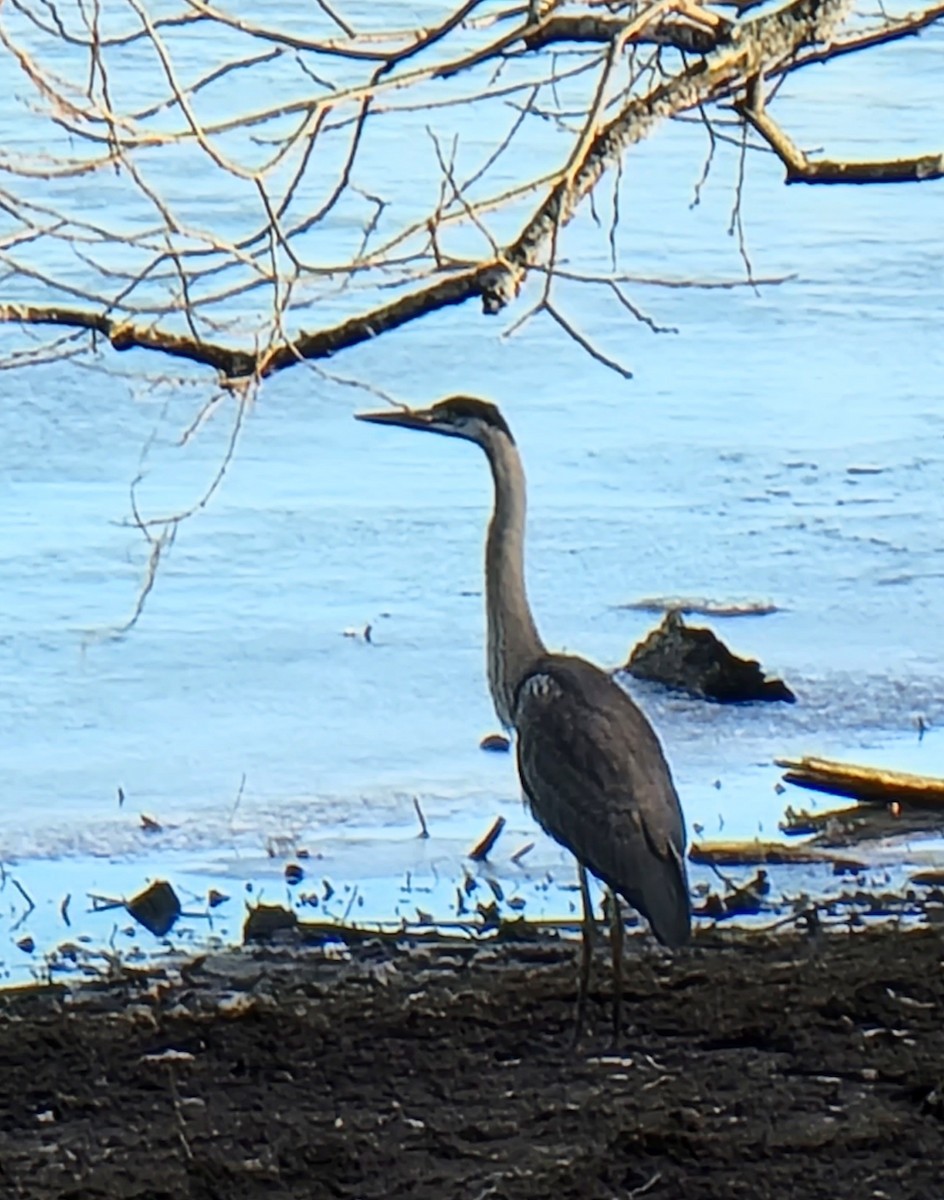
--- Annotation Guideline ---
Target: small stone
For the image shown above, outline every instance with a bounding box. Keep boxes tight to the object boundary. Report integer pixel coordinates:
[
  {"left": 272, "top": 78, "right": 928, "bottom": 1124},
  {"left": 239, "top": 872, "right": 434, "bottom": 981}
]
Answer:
[{"left": 140, "top": 1049, "right": 196, "bottom": 1065}]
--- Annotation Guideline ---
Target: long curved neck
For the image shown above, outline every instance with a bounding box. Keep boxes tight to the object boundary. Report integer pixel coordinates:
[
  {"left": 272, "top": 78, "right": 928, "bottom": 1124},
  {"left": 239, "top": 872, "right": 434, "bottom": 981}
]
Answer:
[{"left": 483, "top": 433, "right": 545, "bottom": 727}]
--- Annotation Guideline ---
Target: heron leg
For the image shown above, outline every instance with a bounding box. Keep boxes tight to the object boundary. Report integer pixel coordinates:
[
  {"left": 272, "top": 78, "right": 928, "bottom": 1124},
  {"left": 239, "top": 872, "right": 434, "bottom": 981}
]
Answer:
[
  {"left": 609, "top": 890, "right": 625, "bottom": 1046},
  {"left": 572, "top": 863, "right": 595, "bottom": 1046}
]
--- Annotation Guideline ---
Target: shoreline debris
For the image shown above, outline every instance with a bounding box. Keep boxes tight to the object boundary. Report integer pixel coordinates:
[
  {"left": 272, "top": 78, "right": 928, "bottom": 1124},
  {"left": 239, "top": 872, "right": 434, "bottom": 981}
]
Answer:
[
  {"left": 778, "top": 756, "right": 944, "bottom": 847},
  {"left": 468, "top": 816, "right": 506, "bottom": 862},
  {"left": 777, "top": 756, "right": 944, "bottom": 808},
  {"left": 126, "top": 880, "right": 181, "bottom": 937},
  {"left": 244, "top": 903, "right": 298, "bottom": 943},
  {"left": 690, "top": 840, "right": 866, "bottom": 873},
  {"left": 696, "top": 869, "right": 771, "bottom": 920}
]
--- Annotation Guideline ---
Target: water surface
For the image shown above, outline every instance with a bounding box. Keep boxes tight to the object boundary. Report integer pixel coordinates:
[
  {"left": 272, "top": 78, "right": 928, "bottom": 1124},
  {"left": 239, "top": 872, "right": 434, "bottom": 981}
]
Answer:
[{"left": 1, "top": 2, "right": 943, "bottom": 978}]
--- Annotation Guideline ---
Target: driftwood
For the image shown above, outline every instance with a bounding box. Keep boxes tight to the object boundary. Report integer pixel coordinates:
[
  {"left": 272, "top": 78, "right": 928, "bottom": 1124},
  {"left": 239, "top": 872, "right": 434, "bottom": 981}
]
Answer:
[
  {"left": 781, "top": 800, "right": 944, "bottom": 847},
  {"left": 777, "top": 756, "right": 944, "bottom": 809},
  {"left": 468, "top": 817, "right": 507, "bottom": 862},
  {"left": 624, "top": 610, "right": 795, "bottom": 703},
  {"left": 690, "top": 840, "right": 866, "bottom": 872},
  {"left": 911, "top": 870, "right": 944, "bottom": 887},
  {"left": 695, "top": 870, "right": 772, "bottom": 920}
]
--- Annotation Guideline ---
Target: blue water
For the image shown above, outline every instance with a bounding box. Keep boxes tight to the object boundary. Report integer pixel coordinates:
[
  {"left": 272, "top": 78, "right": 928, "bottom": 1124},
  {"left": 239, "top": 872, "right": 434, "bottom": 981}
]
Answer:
[{"left": 2, "top": 2, "right": 944, "bottom": 979}]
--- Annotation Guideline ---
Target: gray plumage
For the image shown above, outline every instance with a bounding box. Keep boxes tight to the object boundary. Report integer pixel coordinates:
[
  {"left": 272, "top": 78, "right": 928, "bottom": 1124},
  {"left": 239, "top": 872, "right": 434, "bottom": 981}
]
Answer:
[
  {"left": 357, "top": 395, "right": 691, "bottom": 1032},
  {"left": 515, "top": 655, "right": 689, "bottom": 948}
]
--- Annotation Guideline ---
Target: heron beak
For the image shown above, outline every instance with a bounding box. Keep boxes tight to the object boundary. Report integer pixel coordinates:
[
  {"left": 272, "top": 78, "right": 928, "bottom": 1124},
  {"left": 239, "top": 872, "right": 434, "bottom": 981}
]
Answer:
[{"left": 355, "top": 406, "right": 438, "bottom": 432}]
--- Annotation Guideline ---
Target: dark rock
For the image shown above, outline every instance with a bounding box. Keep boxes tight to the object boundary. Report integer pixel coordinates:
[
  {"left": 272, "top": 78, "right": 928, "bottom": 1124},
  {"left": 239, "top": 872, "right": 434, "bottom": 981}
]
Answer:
[
  {"left": 125, "top": 880, "right": 181, "bottom": 937},
  {"left": 243, "top": 903, "right": 298, "bottom": 943},
  {"left": 479, "top": 732, "right": 511, "bottom": 752},
  {"left": 624, "top": 610, "right": 795, "bottom": 703}
]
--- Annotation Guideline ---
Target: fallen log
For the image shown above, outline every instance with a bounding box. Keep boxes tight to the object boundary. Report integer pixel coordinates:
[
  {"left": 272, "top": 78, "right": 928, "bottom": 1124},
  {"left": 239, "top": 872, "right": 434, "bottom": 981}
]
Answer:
[
  {"left": 777, "top": 756, "right": 944, "bottom": 809},
  {"left": 689, "top": 840, "right": 866, "bottom": 872}
]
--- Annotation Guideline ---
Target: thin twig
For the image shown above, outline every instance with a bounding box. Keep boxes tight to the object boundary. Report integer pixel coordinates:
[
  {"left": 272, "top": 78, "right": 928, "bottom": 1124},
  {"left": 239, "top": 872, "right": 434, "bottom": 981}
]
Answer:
[
  {"left": 11, "top": 878, "right": 35, "bottom": 913},
  {"left": 413, "top": 797, "right": 430, "bottom": 839}
]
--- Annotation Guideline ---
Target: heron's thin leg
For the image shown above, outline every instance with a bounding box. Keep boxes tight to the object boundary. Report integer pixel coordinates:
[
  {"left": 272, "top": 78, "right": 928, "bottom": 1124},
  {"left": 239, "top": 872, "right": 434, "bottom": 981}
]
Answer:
[
  {"left": 609, "top": 890, "right": 625, "bottom": 1046},
  {"left": 572, "top": 863, "right": 594, "bottom": 1046}
]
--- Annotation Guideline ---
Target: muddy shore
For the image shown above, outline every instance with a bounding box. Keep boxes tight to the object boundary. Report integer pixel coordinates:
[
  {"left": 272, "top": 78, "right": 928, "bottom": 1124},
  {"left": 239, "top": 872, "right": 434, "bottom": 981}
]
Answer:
[{"left": 1, "top": 926, "right": 943, "bottom": 1199}]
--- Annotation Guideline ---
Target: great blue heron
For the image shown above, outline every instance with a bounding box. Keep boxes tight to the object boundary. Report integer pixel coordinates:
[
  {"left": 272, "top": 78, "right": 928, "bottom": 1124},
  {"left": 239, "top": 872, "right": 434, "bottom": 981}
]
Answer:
[{"left": 357, "top": 396, "right": 690, "bottom": 1040}]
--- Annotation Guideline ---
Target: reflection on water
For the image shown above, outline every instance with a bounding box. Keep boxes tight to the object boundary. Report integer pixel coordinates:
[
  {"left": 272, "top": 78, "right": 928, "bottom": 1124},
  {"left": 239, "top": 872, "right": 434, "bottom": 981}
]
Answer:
[{"left": 1, "top": 6, "right": 943, "bottom": 975}]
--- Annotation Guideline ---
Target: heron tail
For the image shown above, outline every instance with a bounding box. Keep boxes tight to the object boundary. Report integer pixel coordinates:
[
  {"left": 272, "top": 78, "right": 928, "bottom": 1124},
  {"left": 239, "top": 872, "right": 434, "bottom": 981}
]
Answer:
[{"left": 623, "top": 842, "right": 691, "bottom": 949}]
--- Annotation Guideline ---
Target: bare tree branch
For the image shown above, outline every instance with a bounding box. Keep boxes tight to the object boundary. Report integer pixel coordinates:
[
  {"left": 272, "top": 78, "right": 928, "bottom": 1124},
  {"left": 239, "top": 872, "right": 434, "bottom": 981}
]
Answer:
[
  {"left": 0, "top": 0, "right": 940, "bottom": 386},
  {"left": 739, "top": 75, "right": 944, "bottom": 184}
]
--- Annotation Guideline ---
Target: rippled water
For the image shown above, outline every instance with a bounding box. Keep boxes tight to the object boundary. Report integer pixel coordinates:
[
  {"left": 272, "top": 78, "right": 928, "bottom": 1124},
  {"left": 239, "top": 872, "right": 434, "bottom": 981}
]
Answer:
[{"left": 1, "top": 3, "right": 943, "bottom": 977}]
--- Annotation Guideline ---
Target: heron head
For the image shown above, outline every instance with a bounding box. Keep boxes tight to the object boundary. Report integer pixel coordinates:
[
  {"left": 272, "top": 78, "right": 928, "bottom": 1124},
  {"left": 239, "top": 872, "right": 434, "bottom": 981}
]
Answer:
[{"left": 356, "top": 395, "right": 514, "bottom": 447}]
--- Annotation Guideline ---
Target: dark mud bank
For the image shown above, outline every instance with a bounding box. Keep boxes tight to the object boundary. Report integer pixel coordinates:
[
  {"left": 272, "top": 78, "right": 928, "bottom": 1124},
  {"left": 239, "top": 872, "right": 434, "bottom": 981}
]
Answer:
[{"left": 1, "top": 928, "right": 943, "bottom": 1199}]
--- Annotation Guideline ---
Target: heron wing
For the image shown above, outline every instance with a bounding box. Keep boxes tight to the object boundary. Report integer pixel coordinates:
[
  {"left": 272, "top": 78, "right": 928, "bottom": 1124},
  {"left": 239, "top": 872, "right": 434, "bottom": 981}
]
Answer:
[{"left": 514, "top": 655, "right": 690, "bottom": 948}]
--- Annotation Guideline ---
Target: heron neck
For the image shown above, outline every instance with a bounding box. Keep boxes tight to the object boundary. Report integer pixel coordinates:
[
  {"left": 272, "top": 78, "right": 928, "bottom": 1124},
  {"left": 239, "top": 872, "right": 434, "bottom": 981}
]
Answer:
[{"left": 483, "top": 436, "right": 545, "bottom": 727}]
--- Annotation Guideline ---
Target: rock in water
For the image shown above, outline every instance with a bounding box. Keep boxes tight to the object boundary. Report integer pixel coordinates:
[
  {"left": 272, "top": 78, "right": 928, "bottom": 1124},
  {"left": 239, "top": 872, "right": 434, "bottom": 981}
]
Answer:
[
  {"left": 125, "top": 880, "right": 181, "bottom": 937},
  {"left": 624, "top": 610, "right": 795, "bottom": 703}
]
